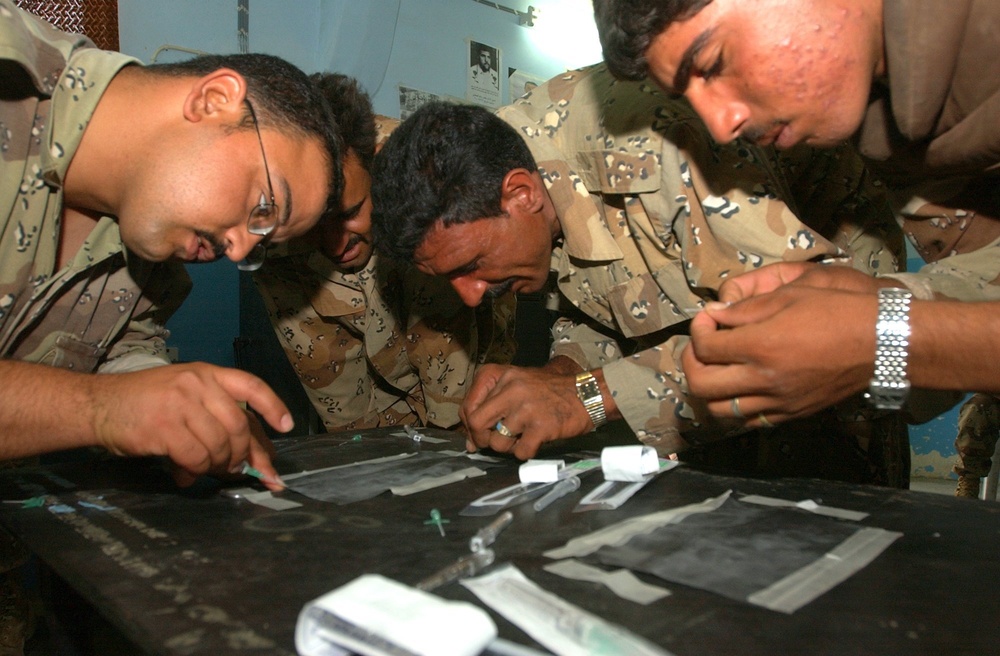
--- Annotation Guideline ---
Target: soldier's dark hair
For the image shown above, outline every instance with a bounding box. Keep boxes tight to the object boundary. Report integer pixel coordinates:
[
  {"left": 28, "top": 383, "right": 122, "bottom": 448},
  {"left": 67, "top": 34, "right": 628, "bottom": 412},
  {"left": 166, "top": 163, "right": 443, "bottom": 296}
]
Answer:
[
  {"left": 370, "top": 102, "right": 536, "bottom": 262},
  {"left": 593, "top": 0, "right": 714, "bottom": 81},
  {"left": 310, "top": 73, "right": 378, "bottom": 173},
  {"left": 146, "top": 53, "right": 342, "bottom": 218}
]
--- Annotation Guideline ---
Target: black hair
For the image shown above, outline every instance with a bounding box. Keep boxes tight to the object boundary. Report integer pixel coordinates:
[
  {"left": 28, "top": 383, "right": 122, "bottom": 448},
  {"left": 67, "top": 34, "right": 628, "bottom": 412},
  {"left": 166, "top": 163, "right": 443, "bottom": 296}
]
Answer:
[
  {"left": 146, "top": 53, "right": 342, "bottom": 218},
  {"left": 370, "top": 102, "right": 536, "bottom": 262},
  {"left": 593, "top": 0, "right": 714, "bottom": 80},
  {"left": 310, "top": 73, "right": 378, "bottom": 173}
]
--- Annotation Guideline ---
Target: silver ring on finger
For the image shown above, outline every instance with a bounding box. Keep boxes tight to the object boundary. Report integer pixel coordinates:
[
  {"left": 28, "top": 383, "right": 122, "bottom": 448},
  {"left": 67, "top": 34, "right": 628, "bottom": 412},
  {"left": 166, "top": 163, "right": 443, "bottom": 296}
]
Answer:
[
  {"left": 495, "top": 420, "right": 515, "bottom": 438},
  {"left": 731, "top": 397, "right": 744, "bottom": 419}
]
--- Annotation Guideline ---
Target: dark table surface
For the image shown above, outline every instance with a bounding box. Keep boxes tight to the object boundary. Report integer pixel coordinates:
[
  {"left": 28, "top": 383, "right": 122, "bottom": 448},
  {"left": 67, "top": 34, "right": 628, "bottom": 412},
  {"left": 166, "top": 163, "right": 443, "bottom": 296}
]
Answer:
[{"left": 1, "top": 424, "right": 998, "bottom": 656}]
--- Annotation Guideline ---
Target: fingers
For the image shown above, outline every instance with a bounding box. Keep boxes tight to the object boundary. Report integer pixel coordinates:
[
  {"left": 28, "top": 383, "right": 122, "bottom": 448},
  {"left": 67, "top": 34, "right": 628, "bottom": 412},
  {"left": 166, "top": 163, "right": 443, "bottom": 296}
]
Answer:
[
  {"left": 474, "top": 417, "right": 546, "bottom": 460},
  {"left": 245, "top": 436, "right": 283, "bottom": 492},
  {"left": 170, "top": 467, "right": 199, "bottom": 489},
  {"left": 460, "top": 365, "right": 505, "bottom": 438},
  {"left": 717, "top": 263, "right": 799, "bottom": 302},
  {"left": 461, "top": 366, "right": 589, "bottom": 461},
  {"left": 687, "top": 306, "right": 759, "bottom": 366},
  {"left": 703, "top": 395, "right": 791, "bottom": 429},
  {"left": 98, "top": 364, "right": 288, "bottom": 489},
  {"left": 219, "top": 368, "right": 294, "bottom": 434}
]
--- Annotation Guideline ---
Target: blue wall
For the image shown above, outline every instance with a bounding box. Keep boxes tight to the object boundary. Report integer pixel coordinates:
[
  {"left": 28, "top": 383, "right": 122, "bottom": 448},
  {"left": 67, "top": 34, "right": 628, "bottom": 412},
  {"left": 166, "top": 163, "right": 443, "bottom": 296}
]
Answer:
[{"left": 904, "top": 248, "right": 964, "bottom": 480}]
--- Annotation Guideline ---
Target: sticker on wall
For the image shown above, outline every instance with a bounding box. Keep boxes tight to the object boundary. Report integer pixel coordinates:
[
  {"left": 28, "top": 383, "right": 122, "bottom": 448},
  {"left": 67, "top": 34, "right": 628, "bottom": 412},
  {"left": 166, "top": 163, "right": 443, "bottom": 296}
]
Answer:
[{"left": 467, "top": 39, "right": 502, "bottom": 108}]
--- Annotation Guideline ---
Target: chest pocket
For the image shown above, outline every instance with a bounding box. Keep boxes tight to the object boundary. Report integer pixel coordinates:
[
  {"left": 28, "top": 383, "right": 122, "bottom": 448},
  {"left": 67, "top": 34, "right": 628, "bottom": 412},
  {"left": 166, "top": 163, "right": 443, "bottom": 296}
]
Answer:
[
  {"left": 604, "top": 267, "right": 694, "bottom": 339},
  {"left": 576, "top": 148, "right": 662, "bottom": 196},
  {"left": 45, "top": 334, "right": 107, "bottom": 371}
]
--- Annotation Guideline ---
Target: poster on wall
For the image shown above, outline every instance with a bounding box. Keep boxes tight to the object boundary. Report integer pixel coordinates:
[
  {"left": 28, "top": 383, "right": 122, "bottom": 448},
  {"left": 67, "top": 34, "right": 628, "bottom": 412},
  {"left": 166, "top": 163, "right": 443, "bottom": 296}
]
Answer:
[
  {"left": 508, "top": 68, "right": 545, "bottom": 102},
  {"left": 466, "top": 39, "right": 501, "bottom": 108},
  {"left": 397, "top": 85, "right": 463, "bottom": 120},
  {"left": 398, "top": 85, "right": 444, "bottom": 120}
]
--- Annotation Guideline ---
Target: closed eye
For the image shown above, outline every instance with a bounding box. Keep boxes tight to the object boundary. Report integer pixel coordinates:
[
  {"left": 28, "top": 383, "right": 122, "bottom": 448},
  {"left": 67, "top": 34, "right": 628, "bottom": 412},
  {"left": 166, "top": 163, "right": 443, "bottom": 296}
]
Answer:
[
  {"left": 336, "top": 197, "right": 366, "bottom": 222},
  {"left": 447, "top": 260, "right": 479, "bottom": 278},
  {"left": 699, "top": 53, "right": 724, "bottom": 82}
]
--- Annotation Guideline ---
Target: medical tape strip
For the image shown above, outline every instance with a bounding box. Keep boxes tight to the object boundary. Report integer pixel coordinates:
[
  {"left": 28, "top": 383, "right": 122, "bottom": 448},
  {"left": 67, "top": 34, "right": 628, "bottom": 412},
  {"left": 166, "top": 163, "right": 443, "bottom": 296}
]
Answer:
[
  {"left": 543, "top": 559, "right": 671, "bottom": 605},
  {"left": 390, "top": 467, "right": 487, "bottom": 496},
  {"left": 226, "top": 487, "right": 303, "bottom": 511},
  {"left": 738, "top": 494, "right": 869, "bottom": 521},
  {"left": 747, "top": 527, "right": 903, "bottom": 614},
  {"left": 545, "top": 490, "right": 732, "bottom": 559}
]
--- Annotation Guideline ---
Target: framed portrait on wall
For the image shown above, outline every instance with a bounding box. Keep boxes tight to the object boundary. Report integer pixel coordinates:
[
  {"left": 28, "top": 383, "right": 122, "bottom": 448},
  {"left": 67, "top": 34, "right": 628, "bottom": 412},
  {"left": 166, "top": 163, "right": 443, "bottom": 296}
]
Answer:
[{"left": 466, "top": 39, "right": 501, "bottom": 107}]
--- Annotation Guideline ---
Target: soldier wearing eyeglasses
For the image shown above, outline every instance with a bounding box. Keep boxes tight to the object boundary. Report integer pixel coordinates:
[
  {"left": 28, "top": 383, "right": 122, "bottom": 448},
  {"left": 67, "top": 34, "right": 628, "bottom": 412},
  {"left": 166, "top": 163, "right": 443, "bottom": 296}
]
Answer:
[{"left": 0, "top": 2, "right": 341, "bottom": 492}]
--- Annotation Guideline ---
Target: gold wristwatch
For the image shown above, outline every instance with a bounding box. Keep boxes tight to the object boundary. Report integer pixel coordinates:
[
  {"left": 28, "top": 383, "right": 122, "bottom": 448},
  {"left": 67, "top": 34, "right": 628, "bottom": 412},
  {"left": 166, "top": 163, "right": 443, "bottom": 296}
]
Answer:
[{"left": 575, "top": 371, "right": 607, "bottom": 429}]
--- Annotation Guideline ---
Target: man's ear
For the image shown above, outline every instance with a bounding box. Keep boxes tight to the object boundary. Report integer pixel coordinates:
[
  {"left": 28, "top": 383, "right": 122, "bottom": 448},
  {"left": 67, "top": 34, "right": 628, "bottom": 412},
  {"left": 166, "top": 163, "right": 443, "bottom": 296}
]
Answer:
[
  {"left": 182, "top": 68, "right": 248, "bottom": 124},
  {"left": 500, "top": 168, "right": 546, "bottom": 216}
]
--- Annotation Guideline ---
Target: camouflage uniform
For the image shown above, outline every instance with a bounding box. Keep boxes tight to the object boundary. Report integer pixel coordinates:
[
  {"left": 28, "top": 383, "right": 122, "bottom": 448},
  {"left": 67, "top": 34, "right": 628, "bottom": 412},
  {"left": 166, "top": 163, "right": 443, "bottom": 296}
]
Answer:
[
  {"left": 253, "top": 248, "right": 515, "bottom": 430},
  {"left": 1, "top": 3, "right": 191, "bottom": 650},
  {"left": 953, "top": 393, "right": 1000, "bottom": 497},
  {"left": 859, "top": 0, "right": 1000, "bottom": 305},
  {"left": 499, "top": 64, "right": 914, "bottom": 487},
  {"left": 253, "top": 117, "right": 516, "bottom": 430},
  {"left": 0, "top": 2, "right": 189, "bottom": 373}
]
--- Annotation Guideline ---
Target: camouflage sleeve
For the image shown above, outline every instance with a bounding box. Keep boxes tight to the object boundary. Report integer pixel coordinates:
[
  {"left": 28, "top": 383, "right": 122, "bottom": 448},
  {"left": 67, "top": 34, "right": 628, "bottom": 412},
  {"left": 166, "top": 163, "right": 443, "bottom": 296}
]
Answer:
[
  {"left": 476, "top": 292, "right": 518, "bottom": 366},
  {"left": 549, "top": 306, "right": 735, "bottom": 456},
  {"left": 549, "top": 315, "right": 624, "bottom": 369},
  {"left": 403, "top": 271, "right": 481, "bottom": 428},
  {"left": 880, "top": 190, "right": 1000, "bottom": 301},
  {"left": 775, "top": 143, "right": 904, "bottom": 277}
]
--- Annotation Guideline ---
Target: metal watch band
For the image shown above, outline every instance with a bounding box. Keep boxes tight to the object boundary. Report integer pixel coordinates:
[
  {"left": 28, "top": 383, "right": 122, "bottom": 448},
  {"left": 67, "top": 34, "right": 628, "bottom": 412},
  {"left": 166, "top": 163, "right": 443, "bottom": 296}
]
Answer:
[
  {"left": 575, "top": 371, "right": 607, "bottom": 429},
  {"left": 866, "top": 287, "right": 912, "bottom": 410}
]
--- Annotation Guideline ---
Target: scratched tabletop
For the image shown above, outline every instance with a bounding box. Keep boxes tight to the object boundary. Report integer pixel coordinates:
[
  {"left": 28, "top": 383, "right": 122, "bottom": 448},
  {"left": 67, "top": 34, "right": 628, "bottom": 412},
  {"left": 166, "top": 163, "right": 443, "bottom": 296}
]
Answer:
[{"left": 1, "top": 424, "right": 999, "bottom": 656}]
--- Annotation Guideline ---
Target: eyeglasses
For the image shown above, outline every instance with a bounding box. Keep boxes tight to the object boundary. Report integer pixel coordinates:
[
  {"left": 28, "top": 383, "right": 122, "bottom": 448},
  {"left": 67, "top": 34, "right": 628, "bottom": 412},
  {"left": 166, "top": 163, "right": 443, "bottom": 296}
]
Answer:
[{"left": 237, "top": 100, "right": 279, "bottom": 272}]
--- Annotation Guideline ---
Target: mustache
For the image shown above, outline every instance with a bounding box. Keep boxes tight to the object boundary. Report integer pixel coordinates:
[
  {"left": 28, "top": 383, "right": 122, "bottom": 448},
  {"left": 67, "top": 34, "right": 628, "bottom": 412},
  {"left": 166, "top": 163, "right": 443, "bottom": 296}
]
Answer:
[
  {"left": 740, "top": 120, "right": 787, "bottom": 144},
  {"left": 484, "top": 278, "right": 515, "bottom": 299},
  {"left": 196, "top": 231, "right": 228, "bottom": 259}
]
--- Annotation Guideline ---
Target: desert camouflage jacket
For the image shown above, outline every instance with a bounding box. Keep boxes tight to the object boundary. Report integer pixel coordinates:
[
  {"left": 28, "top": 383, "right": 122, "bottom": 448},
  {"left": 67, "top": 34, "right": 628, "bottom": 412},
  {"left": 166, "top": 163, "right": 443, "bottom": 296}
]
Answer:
[
  {"left": 499, "top": 64, "right": 904, "bottom": 453},
  {"left": 0, "top": 1, "right": 189, "bottom": 374},
  {"left": 254, "top": 247, "right": 516, "bottom": 431}
]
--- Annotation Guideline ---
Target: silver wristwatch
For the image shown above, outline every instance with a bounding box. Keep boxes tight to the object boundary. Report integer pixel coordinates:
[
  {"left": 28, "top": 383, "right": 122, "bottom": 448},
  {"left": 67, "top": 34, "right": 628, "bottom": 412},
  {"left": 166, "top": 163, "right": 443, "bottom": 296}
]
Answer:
[
  {"left": 865, "top": 287, "right": 912, "bottom": 410},
  {"left": 575, "top": 371, "right": 607, "bottom": 429}
]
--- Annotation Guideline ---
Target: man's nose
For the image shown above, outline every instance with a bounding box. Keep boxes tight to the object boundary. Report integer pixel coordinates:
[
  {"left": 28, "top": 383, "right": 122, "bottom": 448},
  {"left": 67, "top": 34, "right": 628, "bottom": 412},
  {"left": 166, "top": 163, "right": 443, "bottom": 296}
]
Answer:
[
  {"left": 225, "top": 227, "right": 265, "bottom": 263},
  {"left": 450, "top": 277, "right": 487, "bottom": 307},
  {"left": 686, "top": 83, "right": 749, "bottom": 145}
]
